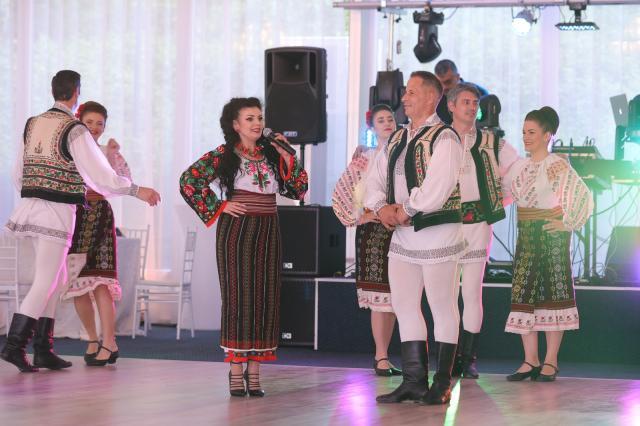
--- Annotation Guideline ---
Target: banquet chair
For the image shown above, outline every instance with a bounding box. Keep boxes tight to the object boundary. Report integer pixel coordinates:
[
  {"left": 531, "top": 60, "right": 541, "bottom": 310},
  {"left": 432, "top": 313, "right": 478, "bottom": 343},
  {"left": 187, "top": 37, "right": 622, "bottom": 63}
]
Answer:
[
  {"left": 120, "top": 224, "right": 150, "bottom": 280},
  {"left": 131, "top": 230, "right": 196, "bottom": 340},
  {"left": 0, "top": 231, "right": 20, "bottom": 336}
]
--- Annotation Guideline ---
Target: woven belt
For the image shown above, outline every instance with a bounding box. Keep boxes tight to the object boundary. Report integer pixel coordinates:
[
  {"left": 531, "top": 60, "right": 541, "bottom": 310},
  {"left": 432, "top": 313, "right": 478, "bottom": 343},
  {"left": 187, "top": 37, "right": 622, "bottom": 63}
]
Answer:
[
  {"left": 230, "top": 189, "right": 277, "bottom": 215},
  {"left": 517, "top": 206, "right": 563, "bottom": 221}
]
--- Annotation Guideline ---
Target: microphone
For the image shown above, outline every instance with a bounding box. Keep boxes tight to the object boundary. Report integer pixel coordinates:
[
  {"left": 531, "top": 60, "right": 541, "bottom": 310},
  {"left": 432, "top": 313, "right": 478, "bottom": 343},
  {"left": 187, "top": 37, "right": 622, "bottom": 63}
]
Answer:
[{"left": 262, "top": 128, "right": 296, "bottom": 156}]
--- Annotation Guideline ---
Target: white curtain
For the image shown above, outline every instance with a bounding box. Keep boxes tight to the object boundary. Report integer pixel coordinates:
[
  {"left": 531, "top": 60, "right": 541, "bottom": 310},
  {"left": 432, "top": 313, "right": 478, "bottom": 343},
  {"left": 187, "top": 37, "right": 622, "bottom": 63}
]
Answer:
[
  {"left": 367, "top": 5, "right": 640, "bottom": 269},
  {"left": 0, "top": 0, "right": 348, "bottom": 272}
]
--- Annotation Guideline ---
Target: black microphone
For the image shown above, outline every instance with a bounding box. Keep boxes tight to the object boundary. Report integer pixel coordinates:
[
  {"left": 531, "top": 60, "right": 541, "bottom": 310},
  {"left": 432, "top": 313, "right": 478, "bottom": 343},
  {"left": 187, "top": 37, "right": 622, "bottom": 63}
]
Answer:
[{"left": 262, "top": 128, "right": 296, "bottom": 156}]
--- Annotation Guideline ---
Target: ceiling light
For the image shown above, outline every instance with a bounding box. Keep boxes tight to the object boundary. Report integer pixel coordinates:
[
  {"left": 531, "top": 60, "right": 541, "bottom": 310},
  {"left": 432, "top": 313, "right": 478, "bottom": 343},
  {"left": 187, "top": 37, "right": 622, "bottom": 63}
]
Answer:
[
  {"left": 512, "top": 9, "right": 536, "bottom": 35},
  {"left": 413, "top": 7, "right": 444, "bottom": 63},
  {"left": 556, "top": 3, "right": 599, "bottom": 31}
]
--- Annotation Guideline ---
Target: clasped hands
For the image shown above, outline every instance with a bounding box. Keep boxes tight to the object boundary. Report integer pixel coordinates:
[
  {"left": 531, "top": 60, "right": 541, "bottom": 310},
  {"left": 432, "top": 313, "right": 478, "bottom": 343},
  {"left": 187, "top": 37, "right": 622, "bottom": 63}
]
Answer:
[{"left": 377, "top": 203, "right": 411, "bottom": 231}]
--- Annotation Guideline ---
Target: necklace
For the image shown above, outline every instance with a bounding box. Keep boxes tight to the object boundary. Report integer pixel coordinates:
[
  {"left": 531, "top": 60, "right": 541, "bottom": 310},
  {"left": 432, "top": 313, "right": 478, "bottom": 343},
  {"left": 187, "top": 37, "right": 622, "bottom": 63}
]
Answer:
[{"left": 236, "top": 143, "right": 262, "bottom": 157}]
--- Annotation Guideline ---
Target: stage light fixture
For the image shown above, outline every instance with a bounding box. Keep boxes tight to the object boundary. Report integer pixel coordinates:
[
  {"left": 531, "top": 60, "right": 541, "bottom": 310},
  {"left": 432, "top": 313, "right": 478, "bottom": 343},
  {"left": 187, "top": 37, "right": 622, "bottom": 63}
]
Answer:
[
  {"left": 512, "top": 9, "right": 536, "bottom": 35},
  {"left": 477, "top": 94, "right": 502, "bottom": 129},
  {"left": 556, "top": 3, "right": 599, "bottom": 31},
  {"left": 412, "top": 7, "right": 444, "bottom": 64}
]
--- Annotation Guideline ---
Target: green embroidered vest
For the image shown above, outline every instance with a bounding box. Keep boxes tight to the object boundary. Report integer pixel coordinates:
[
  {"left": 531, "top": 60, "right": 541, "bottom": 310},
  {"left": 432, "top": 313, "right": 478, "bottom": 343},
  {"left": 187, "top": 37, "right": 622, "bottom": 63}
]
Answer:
[
  {"left": 21, "top": 108, "right": 86, "bottom": 204},
  {"left": 386, "top": 124, "right": 462, "bottom": 232},
  {"left": 464, "top": 129, "right": 506, "bottom": 225}
]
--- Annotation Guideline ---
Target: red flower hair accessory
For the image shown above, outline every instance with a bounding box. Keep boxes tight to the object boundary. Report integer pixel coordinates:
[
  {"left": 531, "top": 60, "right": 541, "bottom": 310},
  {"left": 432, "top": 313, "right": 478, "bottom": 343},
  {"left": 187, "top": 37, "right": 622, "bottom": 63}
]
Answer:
[
  {"left": 75, "top": 103, "right": 86, "bottom": 119},
  {"left": 365, "top": 110, "right": 373, "bottom": 128}
]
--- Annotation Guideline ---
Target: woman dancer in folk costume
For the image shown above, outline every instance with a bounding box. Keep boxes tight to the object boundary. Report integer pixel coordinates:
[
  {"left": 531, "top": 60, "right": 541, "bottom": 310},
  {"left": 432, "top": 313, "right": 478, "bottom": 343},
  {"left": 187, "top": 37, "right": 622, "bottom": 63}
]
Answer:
[
  {"left": 332, "top": 104, "right": 401, "bottom": 377},
  {"left": 504, "top": 106, "right": 593, "bottom": 382}
]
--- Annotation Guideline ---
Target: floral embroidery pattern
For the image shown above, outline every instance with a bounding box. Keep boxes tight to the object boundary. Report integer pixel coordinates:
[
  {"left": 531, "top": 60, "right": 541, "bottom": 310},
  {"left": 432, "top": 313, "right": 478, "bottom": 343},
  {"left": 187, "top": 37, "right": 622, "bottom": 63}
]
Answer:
[
  {"left": 243, "top": 159, "right": 272, "bottom": 192},
  {"left": 180, "top": 145, "right": 308, "bottom": 225}
]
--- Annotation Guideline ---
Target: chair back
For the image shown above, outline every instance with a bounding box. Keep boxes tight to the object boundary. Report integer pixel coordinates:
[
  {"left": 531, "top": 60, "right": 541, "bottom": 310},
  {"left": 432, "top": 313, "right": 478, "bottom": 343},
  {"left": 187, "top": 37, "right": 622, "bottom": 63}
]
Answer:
[
  {"left": 181, "top": 230, "right": 197, "bottom": 288},
  {"left": 120, "top": 224, "right": 150, "bottom": 280},
  {"left": 0, "top": 231, "right": 18, "bottom": 289}
]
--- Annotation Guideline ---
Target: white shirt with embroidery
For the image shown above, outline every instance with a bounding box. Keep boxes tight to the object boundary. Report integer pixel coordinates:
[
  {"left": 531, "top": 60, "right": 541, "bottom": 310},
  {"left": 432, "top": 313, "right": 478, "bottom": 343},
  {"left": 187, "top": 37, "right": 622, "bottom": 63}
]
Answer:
[
  {"left": 458, "top": 127, "right": 520, "bottom": 263},
  {"left": 365, "top": 113, "right": 465, "bottom": 265},
  {"left": 6, "top": 102, "right": 136, "bottom": 246}
]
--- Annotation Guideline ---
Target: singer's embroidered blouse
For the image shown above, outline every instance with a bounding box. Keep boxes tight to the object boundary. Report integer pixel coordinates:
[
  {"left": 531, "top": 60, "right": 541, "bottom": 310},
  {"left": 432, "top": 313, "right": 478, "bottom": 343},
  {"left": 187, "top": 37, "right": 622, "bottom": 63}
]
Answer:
[{"left": 179, "top": 145, "right": 308, "bottom": 227}]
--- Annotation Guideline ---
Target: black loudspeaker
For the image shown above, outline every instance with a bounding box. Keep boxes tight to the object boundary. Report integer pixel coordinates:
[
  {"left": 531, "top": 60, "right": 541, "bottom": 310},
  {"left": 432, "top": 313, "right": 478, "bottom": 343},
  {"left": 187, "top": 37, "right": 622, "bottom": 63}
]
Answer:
[
  {"left": 279, "top": 276, "right": 315, "bottom": 347},
  {"left": 605, "top": 226, "right": 640, "bottom": 285},
  {"left": 277, "top": 206, "right": 345, "bottom": 276},
  {"left": 265, "top": 47, "right": 327, "bottom": 144}
]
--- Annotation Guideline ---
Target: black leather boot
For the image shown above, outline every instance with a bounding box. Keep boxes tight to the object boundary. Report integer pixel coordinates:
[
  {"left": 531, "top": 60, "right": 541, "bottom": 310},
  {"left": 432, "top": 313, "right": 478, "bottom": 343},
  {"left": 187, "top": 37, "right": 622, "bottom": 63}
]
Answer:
[
  {"left": 451, "top": 353, "right": 463, "bottom": 377},
  {"left": 376, "top": 341, "right": 429, "bottom": 403},
  {"left": 460, "top": 331, "right": 479, "bottom": 379},
  {"left": 423, "top": 342, "right": 457, "bottom": 405},
  {"left": 32, "top": 317, "right": 72, "bottom": 370},
  {"left": 0, "top": 313, "right": 39, "bottom": 372}
]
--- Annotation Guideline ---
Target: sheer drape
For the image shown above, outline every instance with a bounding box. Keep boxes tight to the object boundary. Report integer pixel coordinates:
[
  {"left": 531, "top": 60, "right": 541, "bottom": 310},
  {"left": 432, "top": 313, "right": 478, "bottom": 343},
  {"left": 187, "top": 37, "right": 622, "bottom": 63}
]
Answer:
[{"left": 0, "top": 0, "right": 348, "bottom": 281}]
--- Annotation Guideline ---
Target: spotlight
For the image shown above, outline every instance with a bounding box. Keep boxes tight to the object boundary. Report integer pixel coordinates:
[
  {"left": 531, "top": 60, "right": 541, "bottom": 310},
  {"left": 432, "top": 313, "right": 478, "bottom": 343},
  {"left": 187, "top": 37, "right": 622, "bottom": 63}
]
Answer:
[
  {"left": 556, "top": 3, "right": 599, "bottom": 31},
  {"left": 413, "top": 7, "right": 444, "bottom": 64},
  {"left": 369, "top": 69, "right": 408, "bottom": 124},
  {"left": 512, "top": 8, "right": 536, "bottom": 35}
]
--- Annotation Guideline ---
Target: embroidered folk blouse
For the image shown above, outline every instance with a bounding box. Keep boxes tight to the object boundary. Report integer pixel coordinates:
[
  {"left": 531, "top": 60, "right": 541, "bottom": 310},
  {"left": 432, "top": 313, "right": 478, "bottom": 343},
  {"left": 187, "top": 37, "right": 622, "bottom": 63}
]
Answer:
[
  {"left": 332, "top": 147, "right": 379, "bottom": 227},
  {"left": 504, "top": 153, "right": 593, "bottom": 230},
  {"left": 179, "top": 145, "right": 308, "bottom": 227}
]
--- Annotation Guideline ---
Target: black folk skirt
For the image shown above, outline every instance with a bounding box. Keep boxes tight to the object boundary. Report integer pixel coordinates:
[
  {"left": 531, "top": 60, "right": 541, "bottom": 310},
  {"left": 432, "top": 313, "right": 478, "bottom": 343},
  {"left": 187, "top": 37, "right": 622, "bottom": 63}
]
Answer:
[
  {"left": 355, "top": 221, "right": 393, "bottom": 312},
  {"left": 216, "top": 190, "right": 281, "bottom": 362}
]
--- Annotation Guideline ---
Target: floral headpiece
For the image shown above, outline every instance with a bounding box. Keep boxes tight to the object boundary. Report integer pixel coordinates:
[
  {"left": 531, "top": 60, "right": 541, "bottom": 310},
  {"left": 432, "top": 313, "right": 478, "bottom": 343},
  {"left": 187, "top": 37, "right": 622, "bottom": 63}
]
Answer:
[
  {"left": 75, "top": 103, "right": 86, "bottom": 119},
  {"left": 365, "top": 110, "right": 373, "bottom": 128}
]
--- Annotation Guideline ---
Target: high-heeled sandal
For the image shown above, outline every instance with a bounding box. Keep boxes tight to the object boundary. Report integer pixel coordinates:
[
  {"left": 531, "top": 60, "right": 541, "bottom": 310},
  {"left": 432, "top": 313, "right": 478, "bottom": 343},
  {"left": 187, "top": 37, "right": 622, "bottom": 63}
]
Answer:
[
  {"left": 243, "top": 369, "right": 265, "bottom": 397},
  {"left": 229, "top": 367, "right": 247, "bottom": 397},
  {"left": 83, "top": 340, "right": 101, "bottom": 364},
  {"left": 85, "top": 344, "right": 119, "bottom": 367},
  {"left": 506, "top": 361, "right": 541, "bottom": 381},
  {"left": 373, "top": 358, "right": 402, "bottom": 376},
  {"left": 535, "top": 363, "right": 559, "bottom": 382}
]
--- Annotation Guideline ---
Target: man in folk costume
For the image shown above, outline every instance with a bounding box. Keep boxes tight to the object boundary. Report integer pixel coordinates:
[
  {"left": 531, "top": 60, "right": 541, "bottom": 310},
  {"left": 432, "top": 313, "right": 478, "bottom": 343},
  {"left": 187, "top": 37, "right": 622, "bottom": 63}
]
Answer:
[
  {"left": 447, "top": 83, "right": 519, "bottom": 378},
  {"left": 1, "top": 70, "right": 160, "bottom": 372},
  {"left": 366, "top": 71, "right": 465, "bottom": 405}
]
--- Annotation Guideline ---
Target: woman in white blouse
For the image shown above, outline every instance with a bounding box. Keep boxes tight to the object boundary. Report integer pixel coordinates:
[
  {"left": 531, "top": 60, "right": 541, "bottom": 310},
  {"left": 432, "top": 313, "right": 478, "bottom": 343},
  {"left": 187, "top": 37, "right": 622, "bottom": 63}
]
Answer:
[
  {"left": 504, "top": 107, "right": 593, "bottom": 382},
  {"left": 332, "top": 104, "right": 401, "bottom": 376}
]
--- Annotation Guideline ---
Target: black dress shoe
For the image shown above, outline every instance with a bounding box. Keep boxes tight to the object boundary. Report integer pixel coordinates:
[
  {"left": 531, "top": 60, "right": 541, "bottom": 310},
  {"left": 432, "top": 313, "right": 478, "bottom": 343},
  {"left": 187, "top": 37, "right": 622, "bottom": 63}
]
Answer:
[
  {"left": 374, "top": 358, "right": 402, "bottom": 376},
  {"left": 535, "top": 363, "right": 559, "bottom": 382},
  {"left": 83, "top": 340, "right": 101, "bottom": 364},
  {"left": 85, "top": 345, "right": 119, "bottom": 367},
  {"left": 244, "top": 370, "right": 265, "bottom": 397},
  {"left": 506, "top": 362, "right": 541, "bottom": 381}
]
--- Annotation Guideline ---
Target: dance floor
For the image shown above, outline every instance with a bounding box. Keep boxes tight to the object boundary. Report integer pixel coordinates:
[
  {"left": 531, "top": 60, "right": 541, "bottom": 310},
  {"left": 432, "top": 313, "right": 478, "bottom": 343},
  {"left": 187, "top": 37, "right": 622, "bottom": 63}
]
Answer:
[{"left": 1, "top": 357, "right": 638, "bottom": 426}]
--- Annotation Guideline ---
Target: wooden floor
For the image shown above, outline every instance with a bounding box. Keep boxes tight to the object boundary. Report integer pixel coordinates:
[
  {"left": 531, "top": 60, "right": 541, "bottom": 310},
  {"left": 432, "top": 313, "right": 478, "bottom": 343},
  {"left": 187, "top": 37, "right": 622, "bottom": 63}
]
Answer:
[{"left": 1, "top": 356, "right": 638, "bottom": 426}]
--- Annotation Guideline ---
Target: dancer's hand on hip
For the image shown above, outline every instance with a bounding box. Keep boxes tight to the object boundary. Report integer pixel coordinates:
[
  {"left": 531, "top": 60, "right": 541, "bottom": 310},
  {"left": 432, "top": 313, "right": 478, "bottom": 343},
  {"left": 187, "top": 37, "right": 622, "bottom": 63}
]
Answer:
[{"left": 223, "top": 201, "right": 247, "bottom": 217}]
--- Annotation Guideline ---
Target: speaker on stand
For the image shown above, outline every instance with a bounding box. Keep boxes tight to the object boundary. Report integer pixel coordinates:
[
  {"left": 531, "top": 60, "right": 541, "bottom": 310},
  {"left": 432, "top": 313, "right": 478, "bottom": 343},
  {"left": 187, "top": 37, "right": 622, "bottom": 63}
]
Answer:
[{"left": 265, "top": 47, "right": 327, "bottom": 206}]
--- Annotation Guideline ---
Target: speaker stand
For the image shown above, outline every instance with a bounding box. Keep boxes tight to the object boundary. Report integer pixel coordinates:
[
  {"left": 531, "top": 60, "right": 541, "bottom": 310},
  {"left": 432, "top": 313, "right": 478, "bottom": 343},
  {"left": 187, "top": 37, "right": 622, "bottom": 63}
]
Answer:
[{"left": 299, "top": 143, "right": 307, "bottom": 206}]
